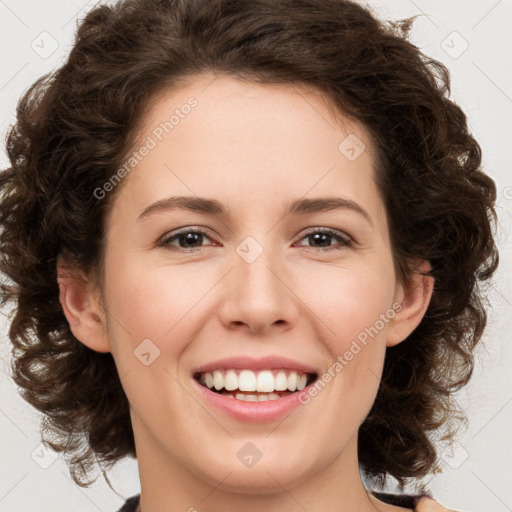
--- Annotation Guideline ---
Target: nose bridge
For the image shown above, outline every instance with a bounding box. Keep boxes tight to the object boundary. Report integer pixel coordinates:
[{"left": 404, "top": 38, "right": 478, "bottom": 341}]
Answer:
[{"left": 220, "top": 235, "right": 297, "bottom": 332}]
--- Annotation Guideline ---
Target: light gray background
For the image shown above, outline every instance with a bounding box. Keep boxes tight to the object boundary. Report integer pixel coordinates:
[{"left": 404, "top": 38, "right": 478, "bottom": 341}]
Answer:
[{"left": 1, "top": 1, "right": 511, "bottom": 511}]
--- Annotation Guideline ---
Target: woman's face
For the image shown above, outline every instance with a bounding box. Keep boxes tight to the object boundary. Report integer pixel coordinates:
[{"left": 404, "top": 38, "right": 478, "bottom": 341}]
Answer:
[{"left": 97, "top": 74, "right": 406, "bottom": 492}]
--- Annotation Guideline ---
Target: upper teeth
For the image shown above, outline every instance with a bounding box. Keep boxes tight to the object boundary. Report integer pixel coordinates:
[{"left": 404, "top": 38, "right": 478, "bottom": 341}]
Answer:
[{"left": 199, "top": 369, "right": 309, "bottom": 393}]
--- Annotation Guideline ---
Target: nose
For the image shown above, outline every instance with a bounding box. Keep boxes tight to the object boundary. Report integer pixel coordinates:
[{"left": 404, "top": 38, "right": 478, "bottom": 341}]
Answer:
[{"left": 217, "top": 242, "right": 299, "bottom": 335}]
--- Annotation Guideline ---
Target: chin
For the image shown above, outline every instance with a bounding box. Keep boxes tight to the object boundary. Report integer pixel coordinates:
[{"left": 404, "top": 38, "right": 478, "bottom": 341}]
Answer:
[{"left": 188, "top": 444, "right": 319, "bottom": 494}]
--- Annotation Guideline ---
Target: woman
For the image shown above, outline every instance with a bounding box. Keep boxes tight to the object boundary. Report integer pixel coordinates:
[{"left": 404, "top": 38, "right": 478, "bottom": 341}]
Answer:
[{"left": 0, "top": 0, "right": 498, "bottom": 511}]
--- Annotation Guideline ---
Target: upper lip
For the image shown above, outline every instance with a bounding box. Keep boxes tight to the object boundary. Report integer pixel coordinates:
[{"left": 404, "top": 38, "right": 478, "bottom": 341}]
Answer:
[{"left": 192, "top": 355, "right": 318, "bottom": 375}]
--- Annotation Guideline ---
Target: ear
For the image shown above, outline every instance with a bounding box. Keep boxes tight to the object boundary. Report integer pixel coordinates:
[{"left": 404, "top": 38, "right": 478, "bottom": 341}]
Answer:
[
  {"left": 57, "top": 258, "right": 111, "bottom": 353},
  {"left": 387, "top": 259, "right": 434, "bottom": 347}
]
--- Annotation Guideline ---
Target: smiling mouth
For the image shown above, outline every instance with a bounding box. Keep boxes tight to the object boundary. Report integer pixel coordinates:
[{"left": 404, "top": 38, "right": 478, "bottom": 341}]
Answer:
[{"left": 194, "top": 369, "right": 318, "bottom": 401}]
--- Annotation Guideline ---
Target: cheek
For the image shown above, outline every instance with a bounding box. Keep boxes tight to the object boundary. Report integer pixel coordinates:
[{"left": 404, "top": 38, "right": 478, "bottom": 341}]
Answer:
[
  {"left": 297, "top": 258, "right": 396, "bottom": 347},
  {"left": 99, "top": 260, "right": 204, "bottom": 430},
  {"left": 102, "top": 255, "right": 219, "bottom": 345},
  {"left": 298, "top": 258, "right": 395, "bottom": 406}
]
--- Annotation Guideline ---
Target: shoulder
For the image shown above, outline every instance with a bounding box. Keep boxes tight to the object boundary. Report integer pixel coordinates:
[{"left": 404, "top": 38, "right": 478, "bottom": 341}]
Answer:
[{"left": 416, "top": 496, "right": 459, "bottom": 512}]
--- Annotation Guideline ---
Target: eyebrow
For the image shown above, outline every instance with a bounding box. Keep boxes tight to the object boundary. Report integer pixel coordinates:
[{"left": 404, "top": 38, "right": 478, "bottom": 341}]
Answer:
[
  {"left": 137, "top": 195, "right": 372, "bottom": 226},
  {"left": 287, "top": 197, "right": 373, "bottom": 226},
  {"left": 138, "top": 196, "right": 227, "bottom": 220}
]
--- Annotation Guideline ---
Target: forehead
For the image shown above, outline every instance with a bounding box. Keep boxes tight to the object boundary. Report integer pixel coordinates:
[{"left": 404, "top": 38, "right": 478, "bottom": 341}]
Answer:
[
  {"left": 140, "top": 72, "right": 368, "bottom": 149},
  {"left": 109, "top": 73, "right": 384, "bottom": 227}
]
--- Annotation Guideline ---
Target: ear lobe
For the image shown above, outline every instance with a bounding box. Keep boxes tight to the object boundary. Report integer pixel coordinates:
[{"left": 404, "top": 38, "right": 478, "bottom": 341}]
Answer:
[
  {"left": 386, "top": 259, "right": 435, "bottom": 347},
  {"left": 57, "top": 260, "right": 111, "bottom": 353}
]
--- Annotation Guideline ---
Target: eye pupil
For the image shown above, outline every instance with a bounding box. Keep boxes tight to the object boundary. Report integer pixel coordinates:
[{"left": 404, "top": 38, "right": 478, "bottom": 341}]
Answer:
[
  {"left": 310, "top": 233, "right": 331, "bottom": 247},
  {"left": 180, "top": 232, "right": 202, "bottom": 247}
]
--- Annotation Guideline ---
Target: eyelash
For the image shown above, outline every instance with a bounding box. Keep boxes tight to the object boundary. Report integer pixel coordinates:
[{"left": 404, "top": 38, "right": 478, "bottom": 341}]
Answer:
[{"left": 157, "top": 227, "right": 353, "bottom": 253}]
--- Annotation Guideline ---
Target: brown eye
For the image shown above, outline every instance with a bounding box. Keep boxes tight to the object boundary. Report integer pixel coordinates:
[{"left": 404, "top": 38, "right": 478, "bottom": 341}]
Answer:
[
  {"left": 159, "top": 228, "right": 215, "bottom": 251},
  {"left": 296, "top": 228, "right": 352, "bottom": 251}
]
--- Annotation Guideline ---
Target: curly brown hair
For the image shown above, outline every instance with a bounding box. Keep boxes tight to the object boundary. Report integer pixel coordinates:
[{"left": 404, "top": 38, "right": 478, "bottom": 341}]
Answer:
[{"left": 0, "top": 0, "right": 498, "bottom": 488}]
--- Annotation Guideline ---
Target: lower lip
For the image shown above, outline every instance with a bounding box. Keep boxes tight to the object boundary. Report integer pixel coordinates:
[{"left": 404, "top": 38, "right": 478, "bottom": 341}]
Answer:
[{"left": 192, "top": 378, "right": 311, "bottom": 423}]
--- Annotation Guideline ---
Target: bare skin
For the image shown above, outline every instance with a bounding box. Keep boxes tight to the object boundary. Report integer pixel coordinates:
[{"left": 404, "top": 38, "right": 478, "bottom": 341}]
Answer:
[{"left": 59, "top": 73, "right": 437, "bottom": 511}]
